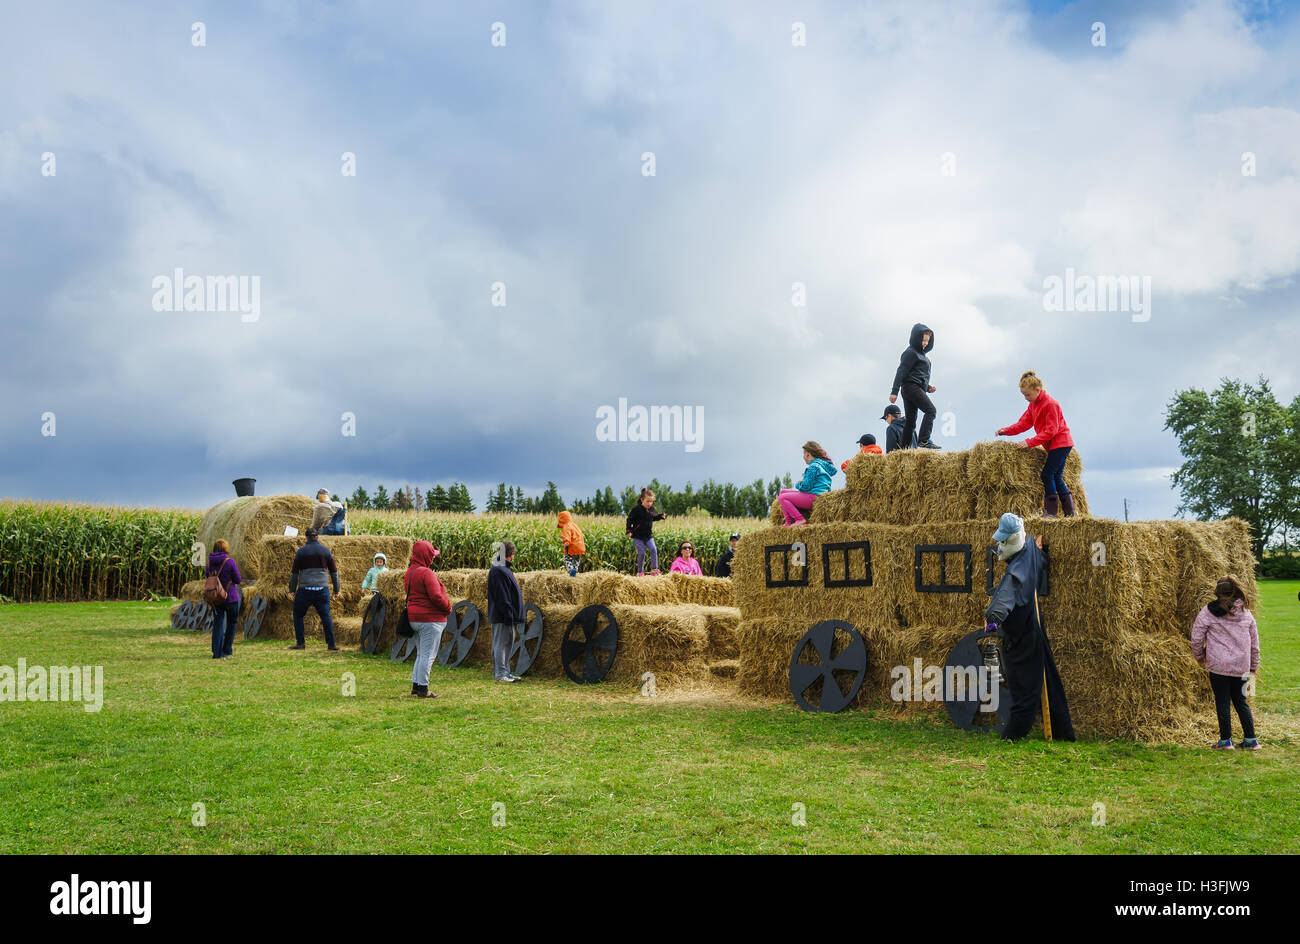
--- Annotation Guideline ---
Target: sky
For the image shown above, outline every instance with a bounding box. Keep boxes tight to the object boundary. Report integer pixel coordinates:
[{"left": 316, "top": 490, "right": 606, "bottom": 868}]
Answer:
[{"left": 1, "top": 0, "right": 1298, "bottom": 519}]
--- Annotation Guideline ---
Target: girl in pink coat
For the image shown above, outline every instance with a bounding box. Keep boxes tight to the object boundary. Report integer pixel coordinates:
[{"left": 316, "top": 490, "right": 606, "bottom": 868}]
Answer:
[
  {"left": 669, "top": 541, "right": 703, "bottom": 576},
  {"left": 1190, "top": 575, "right": 1261, "bottom": 750}
]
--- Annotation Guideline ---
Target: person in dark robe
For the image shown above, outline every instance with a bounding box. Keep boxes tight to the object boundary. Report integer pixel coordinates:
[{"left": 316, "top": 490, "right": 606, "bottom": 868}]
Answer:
[{"left": 984, "top": 513, "right": 1075, "bottom": 742}]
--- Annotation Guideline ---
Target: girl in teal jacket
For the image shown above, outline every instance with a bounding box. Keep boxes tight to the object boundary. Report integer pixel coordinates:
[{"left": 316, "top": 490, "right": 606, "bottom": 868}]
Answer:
[{"left": 778, "top": 441, "right": 837, "bottom": 526}]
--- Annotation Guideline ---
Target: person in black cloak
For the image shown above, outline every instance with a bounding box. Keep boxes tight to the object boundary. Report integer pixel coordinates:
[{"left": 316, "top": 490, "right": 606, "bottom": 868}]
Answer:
[{"left": 984, "top": 512, "right": 1075, "bottom": 742}]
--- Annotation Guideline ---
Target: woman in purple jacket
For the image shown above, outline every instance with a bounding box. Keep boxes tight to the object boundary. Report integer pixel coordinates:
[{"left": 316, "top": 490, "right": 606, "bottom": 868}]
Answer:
[
  {"left": 1190, "top": 575, "right": 1261, "bottom": 750},
  {"left": 207, "top": 540, "right": 244, "bottom": 659}
]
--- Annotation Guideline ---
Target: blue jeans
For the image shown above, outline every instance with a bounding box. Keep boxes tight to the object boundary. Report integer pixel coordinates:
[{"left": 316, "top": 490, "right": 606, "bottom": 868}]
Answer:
[
  {"left": 321, "top": 507, "right": 347, "bottom": 535},
  {"left": 211, "top": 599, "right": 240, "bottom": 658},
  {"left": 292, "top": 587, "right": 337, "bottom": 647},
  {"left": 1041, "top": 446, "right": 1072, "bottom": 497}
]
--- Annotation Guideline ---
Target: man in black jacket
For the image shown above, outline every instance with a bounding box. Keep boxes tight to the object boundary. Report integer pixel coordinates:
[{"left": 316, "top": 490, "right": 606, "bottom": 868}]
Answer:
[
  {"left": 287, "top": 528, "right": 340, "bottom": 651},
  {"left": 984, "top": 514, "right": 1074, "bottom": 742},
  {"left": 487, "top": 540, "right": 524, "bottom": 683},
  {"left": 880, "top": 405, "right": 917, "bottom": 453}
]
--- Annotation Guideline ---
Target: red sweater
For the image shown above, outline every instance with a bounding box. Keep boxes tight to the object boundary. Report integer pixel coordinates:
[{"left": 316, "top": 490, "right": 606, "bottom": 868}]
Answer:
[
  {"left": 405, "top": 540, "right": 451, "bottom": 622},
  {"left": 999, "top": 391, "right": 1074, "bottom": 450}
]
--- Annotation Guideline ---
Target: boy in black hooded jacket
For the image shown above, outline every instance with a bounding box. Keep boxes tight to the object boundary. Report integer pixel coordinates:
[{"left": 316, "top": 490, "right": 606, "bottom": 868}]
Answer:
[{"left": 889, "top": 323, "right": 941, "bottom": 449}]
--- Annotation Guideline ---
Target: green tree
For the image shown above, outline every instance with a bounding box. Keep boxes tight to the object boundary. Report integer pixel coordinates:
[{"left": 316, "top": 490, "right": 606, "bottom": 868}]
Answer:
[
  {"left": 428, "top": 485, "right": 449, "bottom": 511},
  {"left": 1165, "top": 377, "right": 1300, "bottom": 560},
  {"left": 538, "top": 481, "right": 564, "bottom": 514},
  {"left": 348, "top": 486, "right": 370, "bottom": 510},
  {"left": 373, "top": 484, "right": 390, "bottom": 510},
  {"left": 487, "top": 483, "right": 509, "bottom": 513}
]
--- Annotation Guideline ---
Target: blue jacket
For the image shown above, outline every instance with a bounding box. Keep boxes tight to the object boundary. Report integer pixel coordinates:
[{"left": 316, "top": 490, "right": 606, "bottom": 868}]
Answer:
[
  {"left": 795, "top": 457, "right": 837, "bottom": 495},
  {"left": 487, "top": 562, "right": 524, "bottom": 624},
  {"left": 884, "top": 416, "right": 917, "bottom": 453}
]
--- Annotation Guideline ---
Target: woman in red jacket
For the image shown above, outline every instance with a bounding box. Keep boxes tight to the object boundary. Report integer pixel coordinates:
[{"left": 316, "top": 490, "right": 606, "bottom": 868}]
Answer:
[
  {"left": 995, "top": 371, "right": 1077, "bottom": 517},
  {"left": 405, "top": 540, "right": 451, "bottom": 699}
]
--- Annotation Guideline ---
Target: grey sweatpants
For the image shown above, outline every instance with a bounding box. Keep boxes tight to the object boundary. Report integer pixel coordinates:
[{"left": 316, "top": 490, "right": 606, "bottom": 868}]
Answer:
[
  {"left": 491, "top": 622, "right": 520, "bottom": 680},
  {"left": 411, "top": 621, "right": 446, "bottom": 686}
]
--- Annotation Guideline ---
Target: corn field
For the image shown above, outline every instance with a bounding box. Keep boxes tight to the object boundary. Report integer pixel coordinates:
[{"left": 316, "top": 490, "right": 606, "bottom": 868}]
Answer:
[
  {"left": 0, "top": 502, "right": 763, "bottom": 602},
  {"left": 347, "top": 510, "right": 761, "bottom": 575},
  {"left": 0, "top": 501, "right": 201, "bottom": 602}
]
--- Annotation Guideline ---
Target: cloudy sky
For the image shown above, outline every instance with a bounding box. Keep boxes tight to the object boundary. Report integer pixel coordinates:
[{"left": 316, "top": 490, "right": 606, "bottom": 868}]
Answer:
[{"left": 2, "top": 0, "right": 1298, "bottom": 518}]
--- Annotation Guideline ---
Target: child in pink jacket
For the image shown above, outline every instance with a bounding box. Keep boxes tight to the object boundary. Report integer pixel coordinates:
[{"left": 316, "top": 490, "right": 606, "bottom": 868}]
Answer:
[{"left": 1190, "top": 575, "right": 1260, "bottom": 750}]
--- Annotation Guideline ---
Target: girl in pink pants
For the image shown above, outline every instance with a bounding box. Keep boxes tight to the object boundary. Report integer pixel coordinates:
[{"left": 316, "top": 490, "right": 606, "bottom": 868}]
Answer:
[{"left": 780, "top": 441, "right": 837, "bottom": 526}]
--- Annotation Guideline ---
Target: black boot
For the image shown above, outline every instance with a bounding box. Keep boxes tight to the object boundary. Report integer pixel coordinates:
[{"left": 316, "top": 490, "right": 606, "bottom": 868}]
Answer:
[
  {"left": 414, "top": 684, "right": 438, "bottom": 700},
  {"left": 411, "top": 683, "right": 419, "bottom": 695},
  {"left": 1060, "top": 493, "right": 1076, "bottom": 518},
  {"left": 1043, "top": 494, "right": 1059, "bottom": 518}
]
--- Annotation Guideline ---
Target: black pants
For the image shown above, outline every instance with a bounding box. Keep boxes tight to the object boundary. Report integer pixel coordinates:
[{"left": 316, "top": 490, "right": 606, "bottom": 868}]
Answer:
[
  {"left": 292, "top": 587, "right": 337, "bottom": 647},
  {"left": 1209, "top": 672, "right": 1255, "bottom": 740},
  {"left": 900, "top": 383, "right": 936, "bottom": 446},
  {"left": 1000, "top": 605, "right": 1075, "bottom": 741}
]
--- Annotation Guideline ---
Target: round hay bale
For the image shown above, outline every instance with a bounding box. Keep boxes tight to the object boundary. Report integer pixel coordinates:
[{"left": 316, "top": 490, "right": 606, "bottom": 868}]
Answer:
[{"left": 196, "top": 495, "right": 316, "bottom": 578}]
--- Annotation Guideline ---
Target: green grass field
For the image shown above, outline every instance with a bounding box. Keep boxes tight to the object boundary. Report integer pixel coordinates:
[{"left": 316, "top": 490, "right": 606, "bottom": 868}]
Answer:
[{"left": 2, "top": 582, "right": 1297, "bottom": 854}]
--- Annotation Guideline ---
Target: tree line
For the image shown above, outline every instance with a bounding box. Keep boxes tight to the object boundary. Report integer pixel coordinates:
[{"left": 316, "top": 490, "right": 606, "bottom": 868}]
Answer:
[{"left": 338, "top": 474, "right": 798, "bottom": 518}]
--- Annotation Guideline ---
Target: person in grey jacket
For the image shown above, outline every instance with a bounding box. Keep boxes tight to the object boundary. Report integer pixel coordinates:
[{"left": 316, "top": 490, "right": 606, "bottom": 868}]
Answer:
[
  {"left": 486, "top": 541, "right": 524, "bottom": 683},
  {"left": 984, "top": 513, "right": 1074, "bottom": 741},
  {"left": 288, "top": 528, "right": 340, "bottom": 651}
]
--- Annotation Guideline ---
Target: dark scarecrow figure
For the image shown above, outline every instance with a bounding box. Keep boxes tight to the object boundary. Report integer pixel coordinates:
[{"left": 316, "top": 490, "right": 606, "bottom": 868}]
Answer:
[{"left": 984, "top": 513, "right": 1075, "bottom": 742}]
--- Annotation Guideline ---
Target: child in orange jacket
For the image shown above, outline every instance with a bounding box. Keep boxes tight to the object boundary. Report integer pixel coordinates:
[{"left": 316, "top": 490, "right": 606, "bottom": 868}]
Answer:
[
  {"left": 841, "top": 433, "right": 883, "bottom": 472},
  {"left": 557, "top": 510, "right": 586, "bottom": 577}
]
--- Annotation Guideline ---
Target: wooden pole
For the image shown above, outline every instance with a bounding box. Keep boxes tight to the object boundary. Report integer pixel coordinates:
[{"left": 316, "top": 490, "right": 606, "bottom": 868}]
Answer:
[{"left": 1032, "top": 534, "right": 1052, "bottom": 741}]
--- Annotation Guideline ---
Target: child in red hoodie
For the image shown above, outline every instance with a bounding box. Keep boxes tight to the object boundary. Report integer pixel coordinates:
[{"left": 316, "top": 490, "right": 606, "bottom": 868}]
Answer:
[
  {"left": 995, "top": 370, "right": 1076, "bottom": 518},
  {"left": 556, "top": 510, "right": 585, "bottom": 577}
]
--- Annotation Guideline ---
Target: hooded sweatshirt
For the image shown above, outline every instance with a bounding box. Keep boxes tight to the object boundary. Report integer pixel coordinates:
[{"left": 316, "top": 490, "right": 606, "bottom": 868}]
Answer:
[
  {"left": 890, "top": 323, "right": 935, "bottom": 395},
  {"left": 206, "top": 551, "right": 242, "bottom": 604},
  {"left": 487, "top": 559, "right": 524, "bottom": 624},
  {"left": 841, "top": 443, "right": 883, "bottom": 472},
  {"left": 1191, "top": 589, "right": 1259, "bottom": 677},
  {"left": 884, "top": 416, "right": 916, "bottom": 453},
  {"left": 626, "top": 503, "right": 666, "bottom": 541},
  {"left": 795, "top": 457, "right": 837, "bottom": 495},
  {"left": 557, "top": 511, "right": 586, "bottom": 555},
  {"left": 404, "top": 540, "right": 450, "bottom": 622},
  {"left": 998, "top": 390, "right": 1075, "bottom": 450}
]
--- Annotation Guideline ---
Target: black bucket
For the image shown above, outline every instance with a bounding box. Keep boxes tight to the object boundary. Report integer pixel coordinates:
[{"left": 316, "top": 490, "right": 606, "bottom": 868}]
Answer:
[{"left": 232, "top": 478, "right": 256, "bottom": 497}]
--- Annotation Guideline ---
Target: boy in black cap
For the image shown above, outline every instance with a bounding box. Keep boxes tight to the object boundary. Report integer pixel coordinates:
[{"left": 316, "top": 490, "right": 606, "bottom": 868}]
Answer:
[
  {"left": 840, "top": 434, "right": 883, "bottom": 472},
  {"left": 881, "top": 405, "right": 916, "bottom": 453},
  {"left": 715, "top": 533, "right": 740, "bottom": 577}
]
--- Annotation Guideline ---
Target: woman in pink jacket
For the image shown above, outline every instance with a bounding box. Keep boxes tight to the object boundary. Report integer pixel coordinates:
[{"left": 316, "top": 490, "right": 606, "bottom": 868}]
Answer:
[
  {"left": 995, "top": 371, "right": 1076, "bottom": 518},
  {"left": 1190, "top": 575, "right": 1261, "bottom": 750},
  {"left": 669, "top": 541, "right": 703, "bottom": 576}
]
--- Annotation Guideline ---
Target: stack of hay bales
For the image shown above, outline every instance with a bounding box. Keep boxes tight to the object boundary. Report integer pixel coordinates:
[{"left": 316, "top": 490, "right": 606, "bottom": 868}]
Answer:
[
  {"left": 769, "top": 441, "right": 1090, "bottom": 526},
  {"left": 373, "top": 567, "right": 738, "bottom": 687},
  {"left": 179, "top": 496, "right": 413, "bottom": 646},
  {"left": 744, "top": 444, "right": 1255, "bottom": 742}
]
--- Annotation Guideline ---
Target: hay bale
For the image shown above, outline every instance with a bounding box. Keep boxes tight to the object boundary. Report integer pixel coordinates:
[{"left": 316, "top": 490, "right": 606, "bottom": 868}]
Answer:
[
  {"left": 731, "top": 515, "right": 1251, "bottom": 741},
  {"left": 195, "top": 495, "right": 316, "bottom": 577},
  {"left": 965, "top": 441, "right": 1089, "bottom": 519},
  {"left": 257, "top": 596, "right": 363, "bottom": 646},
  {"left": 251, "top": 535, "right": 412, "bottom": 592},
  {"left": 669, "top": 572, "right": 735, "bottom": 607}
]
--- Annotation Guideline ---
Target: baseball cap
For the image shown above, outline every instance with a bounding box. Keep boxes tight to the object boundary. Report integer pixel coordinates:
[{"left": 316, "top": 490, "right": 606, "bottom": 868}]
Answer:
[
  {"left": 857, "top": 434, "right": 877, "bottom": 446},
  {"left": 881, "top": 405, "right": 902, "bottom": 419},
  {"left": 730, "top": 532, "right": 741, "bottom": 540},
  {"left": 992, "top": 513, "right": 1024, "bottom": 542}
]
